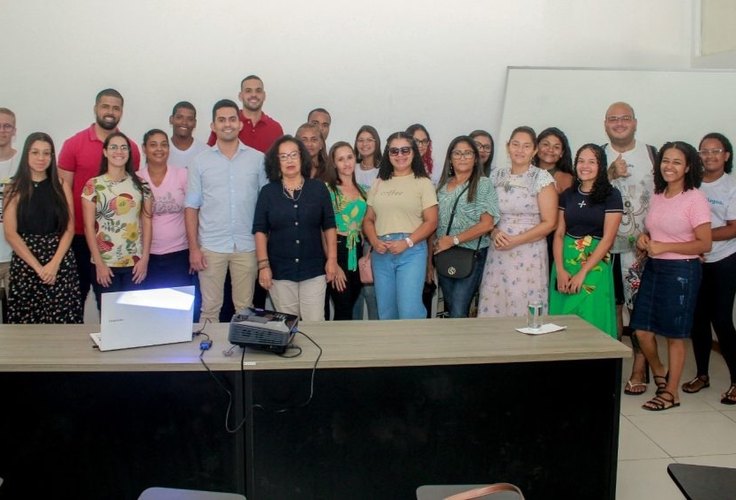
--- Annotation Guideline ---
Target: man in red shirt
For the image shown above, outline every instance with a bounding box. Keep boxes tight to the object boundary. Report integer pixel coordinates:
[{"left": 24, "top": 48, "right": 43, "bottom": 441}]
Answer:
[
  {"left": 207, "top": 75, "right": 283, "bottom": 153},
  {"left": 58, "top": 88, "right": 141, "bottom": 313}
]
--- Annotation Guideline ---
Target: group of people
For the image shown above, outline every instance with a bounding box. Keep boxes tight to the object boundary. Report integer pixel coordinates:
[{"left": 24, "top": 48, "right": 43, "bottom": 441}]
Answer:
[{"left": 2, "top": 80, "right": 735, "bottom": 412}]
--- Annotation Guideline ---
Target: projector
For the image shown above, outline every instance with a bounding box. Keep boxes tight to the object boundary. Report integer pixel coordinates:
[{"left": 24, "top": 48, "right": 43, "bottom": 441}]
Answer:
[{"left": 228, "top": 307, "right": 299, "bottom": 354}]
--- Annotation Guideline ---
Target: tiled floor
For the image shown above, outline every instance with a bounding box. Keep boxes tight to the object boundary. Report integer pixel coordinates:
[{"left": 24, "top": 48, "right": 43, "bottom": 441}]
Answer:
[{"left": 616, "top": 336, "right": 736, "bottom": 499}]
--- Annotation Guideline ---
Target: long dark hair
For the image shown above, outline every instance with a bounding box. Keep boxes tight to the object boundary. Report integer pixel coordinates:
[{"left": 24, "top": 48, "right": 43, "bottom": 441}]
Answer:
[
  {"left": 437, "top": 136, "right": 483, "bottom": 203},
  {"left": 377, "top": 131, "right": 428, "bottom": 181},
  {"left": 406, "top": 123, "right": 434, "bottom": 175},
  {"left": 264, "top": 135, "right": 312, "bottom": 182},
  {"left": 653, "top": 141, "right": 703, "bottom": 194},
  {"left": 533, "top": 127, "right": 573, "bottom": 174},
  {"left": 100, "top": 132, "right": 151, "bottom": 215},
  {"left": 6, "top": 132, "right": 69, "bottom": 235},
  {"left": 469, "top": 129, "right": 495, "bottom": 175},
  {"left": 296, "top": 122, "right": 328, "bottom": 179},
  {"left": 354, "top": 125, "right": 382, "bottom": 167},
  {"left": 326, "top": 142, "right": 366, "bottom": 202},
  {"left": 574, "top": 144, "right": 612, "bottom": 204}
]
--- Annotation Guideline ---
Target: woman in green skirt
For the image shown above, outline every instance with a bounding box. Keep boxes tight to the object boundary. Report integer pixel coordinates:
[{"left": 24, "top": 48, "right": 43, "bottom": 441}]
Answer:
[{"left": 549, "top": 144, "right": 623, "bottom": 337}]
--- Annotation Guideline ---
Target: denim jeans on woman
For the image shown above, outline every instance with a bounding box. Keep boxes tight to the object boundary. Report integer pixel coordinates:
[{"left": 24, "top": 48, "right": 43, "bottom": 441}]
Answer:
[
  {"left": 371, "top": 233, "right": 427, "bottom": 319},
  {"left": 437, "top": 246, "right": 487, "bottom": 318}
]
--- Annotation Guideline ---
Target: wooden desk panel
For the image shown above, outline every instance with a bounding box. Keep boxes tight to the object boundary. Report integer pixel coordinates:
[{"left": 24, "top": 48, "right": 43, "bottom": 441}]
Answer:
[{"left": 0, "top": 316, "right": 629, "bottom": 372}]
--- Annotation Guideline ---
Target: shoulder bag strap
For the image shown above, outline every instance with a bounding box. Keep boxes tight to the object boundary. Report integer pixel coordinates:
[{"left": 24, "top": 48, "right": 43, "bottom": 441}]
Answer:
[{"left": 445, "top": 185, "right": 482, "bottom": 251}]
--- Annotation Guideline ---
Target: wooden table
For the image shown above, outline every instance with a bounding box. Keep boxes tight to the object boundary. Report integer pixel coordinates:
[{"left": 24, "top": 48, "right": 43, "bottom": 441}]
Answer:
[{"left": 0, "top": 316, "right": 629, "bottom": 499}]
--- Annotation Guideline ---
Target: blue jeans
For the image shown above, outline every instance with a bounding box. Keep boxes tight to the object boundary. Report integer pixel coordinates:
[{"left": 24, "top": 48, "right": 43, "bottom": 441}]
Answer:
[
  {"left": 352, "top": 284, "right": 379, "bottom": 320},
  {"left": 438, "top": 247, "right": 487, "bottom": 318},
  {"left": 372, "top": 233, "right": 427, "bottom": 320}
]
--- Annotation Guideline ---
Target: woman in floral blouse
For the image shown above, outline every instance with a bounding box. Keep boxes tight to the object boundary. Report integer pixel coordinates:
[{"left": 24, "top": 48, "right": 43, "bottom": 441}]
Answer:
[{"left": 82, "top": 132, "right": 152, "bottom": 308}]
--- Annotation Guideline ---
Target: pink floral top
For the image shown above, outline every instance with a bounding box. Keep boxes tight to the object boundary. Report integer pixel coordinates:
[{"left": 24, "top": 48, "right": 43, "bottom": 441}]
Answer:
[{"left": 81, "top": 174, "right": 151, "bottom": 267}]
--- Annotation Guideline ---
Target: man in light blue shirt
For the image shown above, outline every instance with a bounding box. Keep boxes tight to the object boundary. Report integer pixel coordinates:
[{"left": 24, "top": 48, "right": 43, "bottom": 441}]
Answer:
[{"left": 185, "top": 99, "right": 268, "bottom": 322}]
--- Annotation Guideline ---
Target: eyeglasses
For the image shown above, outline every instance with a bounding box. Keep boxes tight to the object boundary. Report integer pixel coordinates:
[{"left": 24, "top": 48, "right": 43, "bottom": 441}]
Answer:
[
  {"left": 107, "top": 144, "right": 130, "bottom": 152},
  {"left": 388, "top": 147, "right": 412, "bottom": 157},
  {"left": 605, "top": 115, "right": 633, "bottom": 123},
  {"left": 278, "top": 151, "right": 300, "bottom": 161},
  {"left": 474, "top": 142, "right": 492, "bottom": 152},
  {"left": 452, "top": 150, "right": 475, "bottom": 159},
  {"left": 0, "top": 123, "right": 15, "bottom": 132},
  {"left": 699, "top": 148, "right": 725, "bottom": 156},
  {"left": 414, "top": 138, "right": 430, "bottom": 147}
]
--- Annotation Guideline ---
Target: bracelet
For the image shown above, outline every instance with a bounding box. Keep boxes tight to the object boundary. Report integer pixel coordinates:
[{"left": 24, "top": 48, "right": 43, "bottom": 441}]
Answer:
[
  {"left": 258, "top": 265, "right": 270, "bottom": 271},
  {"left": 257, "top": 259, "right": 269, "bottom": 264}
]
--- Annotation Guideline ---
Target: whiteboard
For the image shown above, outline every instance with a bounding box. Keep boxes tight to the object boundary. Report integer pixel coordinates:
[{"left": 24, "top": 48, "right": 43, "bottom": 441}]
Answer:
[{"left": 499, "top": 67, "right": 736, "bottom": 163}]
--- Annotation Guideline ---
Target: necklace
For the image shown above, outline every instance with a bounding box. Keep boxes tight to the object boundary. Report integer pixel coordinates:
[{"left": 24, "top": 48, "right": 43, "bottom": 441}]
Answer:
[{"left": 282, "top": 178, "right": 304, "bottom": 201}]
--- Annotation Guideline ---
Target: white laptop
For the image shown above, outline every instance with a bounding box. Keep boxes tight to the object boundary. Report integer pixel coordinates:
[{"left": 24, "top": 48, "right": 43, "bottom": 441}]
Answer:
[{"left": 90, "top": 285, "right": 195, "bottom": 351}]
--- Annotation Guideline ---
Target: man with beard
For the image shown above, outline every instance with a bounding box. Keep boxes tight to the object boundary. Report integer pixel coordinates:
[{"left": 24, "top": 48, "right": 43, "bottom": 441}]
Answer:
[
  {"left": 168, "top": 101, "right": 208, "bottom": 169},
  {"left": 207, "top": 76, "right": 283, "bottom": 313},
  {"left": 602, "top": 101, "right": 658, "bottom": 395},
  {"left": 58, "top": 88, "right": 141, "bottom": 312},
  {"left": 187, "top": 99, "right": 266, "bottom": 322},
  {"left": 206, "top": 75, "right": 283, "bottom": 153}
]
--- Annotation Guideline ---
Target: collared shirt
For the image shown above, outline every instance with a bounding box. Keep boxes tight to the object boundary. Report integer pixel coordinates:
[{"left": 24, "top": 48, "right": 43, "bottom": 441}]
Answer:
[
  {"left": 252, "top": 179, "right": 336, "bottom": 281},
  {"left": 186, "top": 142, "right": 267, "bottom": 253},
  {"left": 58, "top": 124, "right": 141, "bottom": 234},
  {"left": 207, "top": 111, "right": 284, "bottom": 153}
]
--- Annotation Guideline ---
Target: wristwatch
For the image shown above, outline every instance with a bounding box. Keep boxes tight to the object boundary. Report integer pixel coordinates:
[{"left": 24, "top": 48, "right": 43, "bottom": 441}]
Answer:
[
  {"left": 452, "top": 236, "right": 460, "bottom": 246},
  {"left": 405, "top": 237, "right": 414, "bottom": 248}
]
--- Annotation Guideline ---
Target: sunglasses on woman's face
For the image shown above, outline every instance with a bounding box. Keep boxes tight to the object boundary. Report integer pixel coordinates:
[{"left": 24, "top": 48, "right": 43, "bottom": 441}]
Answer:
[{"left": 388, "top": 147, "right": 412, "bottom": 157}]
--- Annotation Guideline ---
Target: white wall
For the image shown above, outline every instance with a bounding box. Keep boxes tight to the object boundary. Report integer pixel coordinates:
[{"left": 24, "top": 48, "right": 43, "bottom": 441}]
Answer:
[{"left": 0, "top": 0, "right": 693, "bottom": 159}]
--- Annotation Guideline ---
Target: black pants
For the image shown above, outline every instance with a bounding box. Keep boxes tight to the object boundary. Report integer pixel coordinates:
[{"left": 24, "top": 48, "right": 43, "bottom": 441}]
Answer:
[
  {"left": 328, "top": 236, "right": 363, "bottom": 321},
  {"left": 691, "top": 251, "right": 736, "bottom": 383}
]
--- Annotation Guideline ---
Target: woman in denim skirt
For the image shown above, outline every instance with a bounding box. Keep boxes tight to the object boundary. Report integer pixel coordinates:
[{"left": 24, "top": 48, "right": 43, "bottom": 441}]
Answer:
[{"left": 631, "top": 142, "right": 712, "bottom": 411}]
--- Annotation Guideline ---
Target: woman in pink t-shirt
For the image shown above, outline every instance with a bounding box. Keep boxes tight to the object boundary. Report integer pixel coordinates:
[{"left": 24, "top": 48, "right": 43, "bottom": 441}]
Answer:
[
  {"left": 631, "top": 142, "right": 712, "bottom": 411},
  {"left": 137, "top": 129, "right": 191, "bottom": 291}
]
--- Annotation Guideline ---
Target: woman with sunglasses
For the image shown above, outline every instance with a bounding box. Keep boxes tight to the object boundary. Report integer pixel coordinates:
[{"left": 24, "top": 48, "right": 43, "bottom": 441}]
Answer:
[
  {"left": 432, "top": 136, "right": 499, "bottom": 318},
  {"left": 682, "top": 133, "right": 736, "bottom": 405},
  {"left": 477, "top": 126, "right": 558, "bottom": 317},
  {"left": 363, "top": 132, "right": 438, "bottom": 319},
  {"left": 4, "top": 132, "right": 82, "bottom": 323},
  {"left": 82, "top": 132, "right": 153, "bottom": 308}
]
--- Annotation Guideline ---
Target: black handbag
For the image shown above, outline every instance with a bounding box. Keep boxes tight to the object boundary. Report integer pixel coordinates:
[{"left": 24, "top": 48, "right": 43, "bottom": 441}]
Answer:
[{"left": 433, "top": 186, "right": 482, "bottom": 280}]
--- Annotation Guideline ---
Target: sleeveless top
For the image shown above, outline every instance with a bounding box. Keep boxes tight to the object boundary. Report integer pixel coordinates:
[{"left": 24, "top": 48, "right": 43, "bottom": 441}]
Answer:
[{"left": 18, "top": 178, "right": 61, "bottom": 235}]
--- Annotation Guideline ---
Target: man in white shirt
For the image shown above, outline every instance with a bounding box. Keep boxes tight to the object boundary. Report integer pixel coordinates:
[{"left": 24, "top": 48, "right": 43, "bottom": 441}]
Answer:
[
  {"left": 0, "top": 108, "right": 18, "bottom": 320},
  {"left": 168, "top": 101, "right": 208, "bottom": 169}
]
